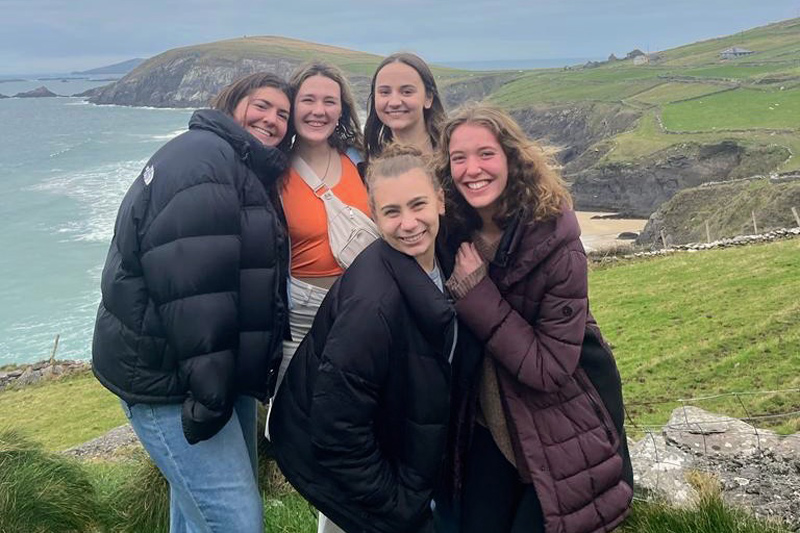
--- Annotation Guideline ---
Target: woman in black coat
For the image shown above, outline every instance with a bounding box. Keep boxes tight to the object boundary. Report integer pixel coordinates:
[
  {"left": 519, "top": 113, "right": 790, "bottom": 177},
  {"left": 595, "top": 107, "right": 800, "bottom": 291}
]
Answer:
[
  {"left": 270, "top": 145, "right": 467, "bottom": 533},
  {"left": 92, "top": 72, "right": 292, "bottom": 532}
]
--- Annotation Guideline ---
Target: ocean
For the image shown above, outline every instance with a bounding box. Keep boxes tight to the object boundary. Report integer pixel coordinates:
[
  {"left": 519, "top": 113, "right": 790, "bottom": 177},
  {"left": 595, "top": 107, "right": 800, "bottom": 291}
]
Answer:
[{"left": 0, "top": 78, "right": 191, "bottom": 365}]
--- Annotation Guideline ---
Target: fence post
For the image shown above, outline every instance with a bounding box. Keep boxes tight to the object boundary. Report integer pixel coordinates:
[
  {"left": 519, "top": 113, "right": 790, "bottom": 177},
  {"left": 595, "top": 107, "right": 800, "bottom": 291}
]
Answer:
[
  {"left": 705, "top": 220, "right": 711, "bottom": 243},
  {"left": 792, "top": 207, "right": 800, "bottom": 228},
  {"left": 49, "top": 334, "right": 60, "bottom": 365},
  {"left": 752, "top": 211, "right": 758, "bottom": 234}
]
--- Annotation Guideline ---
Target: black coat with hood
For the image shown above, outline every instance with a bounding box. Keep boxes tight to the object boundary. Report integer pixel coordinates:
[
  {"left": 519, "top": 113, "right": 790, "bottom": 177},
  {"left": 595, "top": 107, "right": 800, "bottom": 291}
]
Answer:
[
  {"left": 92, "top": 109, "right": 289, "bottom": 444},
  {"left": 269, "top": 240, "right": 459, "bottom": 533}
]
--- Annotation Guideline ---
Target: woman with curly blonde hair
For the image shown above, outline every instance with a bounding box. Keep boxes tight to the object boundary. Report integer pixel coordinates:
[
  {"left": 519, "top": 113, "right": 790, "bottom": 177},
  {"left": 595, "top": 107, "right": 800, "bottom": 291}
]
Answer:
[{"left": 436, "top": 103, "right": 632, "bottom": 533}]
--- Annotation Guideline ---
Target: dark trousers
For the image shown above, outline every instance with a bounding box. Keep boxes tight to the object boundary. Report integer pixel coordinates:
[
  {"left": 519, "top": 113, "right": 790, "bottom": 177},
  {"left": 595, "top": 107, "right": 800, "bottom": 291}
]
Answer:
[{"left": 461, "top": 425, "right": 545, "bottom": 533}]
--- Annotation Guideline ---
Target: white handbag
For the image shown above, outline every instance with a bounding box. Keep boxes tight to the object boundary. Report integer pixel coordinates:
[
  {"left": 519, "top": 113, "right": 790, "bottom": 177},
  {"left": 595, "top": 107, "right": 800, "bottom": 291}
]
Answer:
[{"left": 291, "top": 155, "right": 380, "bottom": 269}]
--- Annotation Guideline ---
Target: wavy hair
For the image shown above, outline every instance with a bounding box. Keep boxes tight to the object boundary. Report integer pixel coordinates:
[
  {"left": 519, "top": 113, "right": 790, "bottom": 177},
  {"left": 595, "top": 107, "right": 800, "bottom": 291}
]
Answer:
[
  {"left": 210, "top": 72, "right": 292, "bottom": 152},
  {"left": 364, "top": 53, "right": 446, "bottom": 162},
  {"left": 288, "top": 62, "right": 364, "bottom": 153},
  {"left": 434, "top": 103, "right": 571, "bottom": 235}
]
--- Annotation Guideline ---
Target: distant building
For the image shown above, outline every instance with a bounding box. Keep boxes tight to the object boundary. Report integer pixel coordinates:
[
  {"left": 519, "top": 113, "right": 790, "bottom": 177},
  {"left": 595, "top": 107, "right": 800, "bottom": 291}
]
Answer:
[
  {"left": 626, "top": 49, "right": 646, "bottom": 60},
  {"left": 608, "top": 53, "right": 619, "bottom": 62},
  {"left": 633, "top": 54, "right": 650, "bottom": 65},
  {"left": 719, "top": 47, "right": 755, "bottom": 60}
]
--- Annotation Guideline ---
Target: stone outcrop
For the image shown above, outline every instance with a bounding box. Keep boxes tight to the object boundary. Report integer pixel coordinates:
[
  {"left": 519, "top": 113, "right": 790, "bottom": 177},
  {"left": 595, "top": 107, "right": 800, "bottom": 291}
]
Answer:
[
  {"left": 510, "top": 103, "right": 640, "bottom": 166},
  {"left": 13, "top": 86, "right": 58, "bottom": 98},
  {"left": 637, "top": 174, "right": 800, "bottom": 246},
  {"left": 570, "top": 141, "right": 790, "bottom": 218},
  {"left": 63, "top": 424, "right": 141, "bottom": 460},
  {"left": 0, "top": 360, "right": 90, "bottom": 391},
  {"left": 631, "top": 406, "right": 800, "bottom": 527}
]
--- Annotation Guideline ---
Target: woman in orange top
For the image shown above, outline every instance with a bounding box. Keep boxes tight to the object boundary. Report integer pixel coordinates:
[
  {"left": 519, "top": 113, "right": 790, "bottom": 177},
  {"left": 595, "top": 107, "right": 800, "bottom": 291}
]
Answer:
[{"left": 276, "top": 62, "right": 369, "bottom": 390}]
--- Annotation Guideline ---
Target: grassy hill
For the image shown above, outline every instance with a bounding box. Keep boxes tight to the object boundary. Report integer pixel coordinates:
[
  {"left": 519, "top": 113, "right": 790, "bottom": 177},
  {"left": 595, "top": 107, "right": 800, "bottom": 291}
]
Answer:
[
  {"left": 488, "top": 18, "right": 800, "bottom": 173},
  {"left": 590, "top": 238, "right": 800, "bottom": 435}
]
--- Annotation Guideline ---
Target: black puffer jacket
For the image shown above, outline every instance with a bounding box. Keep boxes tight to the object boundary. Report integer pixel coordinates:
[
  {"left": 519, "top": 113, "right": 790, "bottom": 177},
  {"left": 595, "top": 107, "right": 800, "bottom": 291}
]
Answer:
[
  {"left": 93, "top": 109, "right": 289, "bottom": 444},
  {"left": 269, "top": 240, "right": 456, "bottom": 533}
]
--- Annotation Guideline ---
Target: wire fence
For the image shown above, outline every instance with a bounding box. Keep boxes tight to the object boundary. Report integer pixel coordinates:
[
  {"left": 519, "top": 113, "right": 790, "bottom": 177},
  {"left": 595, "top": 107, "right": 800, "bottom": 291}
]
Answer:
[{"left": 623, "top": 386, "right": 800, "bottom": 522}]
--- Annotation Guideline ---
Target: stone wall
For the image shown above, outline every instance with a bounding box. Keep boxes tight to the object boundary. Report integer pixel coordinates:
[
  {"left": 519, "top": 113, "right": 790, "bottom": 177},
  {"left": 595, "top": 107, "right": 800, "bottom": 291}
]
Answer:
[{"left": 0, "top": 360, "right": 90, "bottom": 391}]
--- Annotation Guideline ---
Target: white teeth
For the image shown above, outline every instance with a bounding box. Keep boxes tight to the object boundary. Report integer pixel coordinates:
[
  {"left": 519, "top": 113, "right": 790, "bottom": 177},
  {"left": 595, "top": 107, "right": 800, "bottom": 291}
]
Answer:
[
  {"left": 399, "top": 232, "right": 424, "bottom": 243},
  {"left": 466, "top": 181, "right": 490, "bottom": 190}
]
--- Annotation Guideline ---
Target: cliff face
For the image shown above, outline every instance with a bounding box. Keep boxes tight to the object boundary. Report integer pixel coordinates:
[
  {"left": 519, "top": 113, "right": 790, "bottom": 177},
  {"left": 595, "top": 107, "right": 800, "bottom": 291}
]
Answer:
[
  {"left": 89, "top": 50, "right": 373, "bottom": 108},
  {"left": 636, "top": 175, "right": 800, "bottom": 246},
  {"left": 510, "top": 103, "right": 640, "bottom": 166},
  {"left": 569, "top": 142, "right": 790, "bottom": 217}
]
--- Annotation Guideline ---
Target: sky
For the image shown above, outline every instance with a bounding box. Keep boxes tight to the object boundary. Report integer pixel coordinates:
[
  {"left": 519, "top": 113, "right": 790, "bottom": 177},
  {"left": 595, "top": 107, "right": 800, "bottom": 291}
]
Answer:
[{"left": 1, "top": 0, "right": 799, "bottom": 75}]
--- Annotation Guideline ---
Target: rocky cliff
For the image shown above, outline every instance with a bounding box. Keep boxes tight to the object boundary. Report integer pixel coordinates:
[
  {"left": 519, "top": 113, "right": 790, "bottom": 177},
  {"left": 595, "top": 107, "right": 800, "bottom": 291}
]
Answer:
[
  {"left": 636, "top": 174, "right": 800, "bottom": 246},
  {"left": 89, "top": 37, "right": 382, "bottom": 108},
  {"left": 569, "top": 141, "right": 791, "bottom": 217}
]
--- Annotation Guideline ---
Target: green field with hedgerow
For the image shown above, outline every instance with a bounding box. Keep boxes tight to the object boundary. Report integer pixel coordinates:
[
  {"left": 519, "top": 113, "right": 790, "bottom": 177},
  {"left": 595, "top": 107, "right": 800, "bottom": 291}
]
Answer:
[{"left": 475, "top": 17, "right": 800, "bottom": 172}]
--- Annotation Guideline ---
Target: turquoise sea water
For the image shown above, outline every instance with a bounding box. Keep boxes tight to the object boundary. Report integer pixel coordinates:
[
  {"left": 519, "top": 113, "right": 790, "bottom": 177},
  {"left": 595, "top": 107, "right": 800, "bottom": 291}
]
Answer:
[{"left": 0, "top": 80, "right": 191, "bottom": 364}]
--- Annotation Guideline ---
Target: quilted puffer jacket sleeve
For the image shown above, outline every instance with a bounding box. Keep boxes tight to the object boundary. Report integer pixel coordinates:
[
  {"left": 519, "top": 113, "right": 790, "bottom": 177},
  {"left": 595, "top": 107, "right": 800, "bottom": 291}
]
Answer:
[
  {"left": 139, "top": 156, "right": 243, "bottom": 444},
  {"left": 455, "top": 245, "right": 588, "bottom": 392}
]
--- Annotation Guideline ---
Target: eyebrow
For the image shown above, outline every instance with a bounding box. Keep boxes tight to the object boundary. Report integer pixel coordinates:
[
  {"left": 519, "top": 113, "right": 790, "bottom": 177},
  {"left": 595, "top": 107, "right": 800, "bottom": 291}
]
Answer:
[{"left": 380, "top": 195, "right": 428, "bottom": 211}]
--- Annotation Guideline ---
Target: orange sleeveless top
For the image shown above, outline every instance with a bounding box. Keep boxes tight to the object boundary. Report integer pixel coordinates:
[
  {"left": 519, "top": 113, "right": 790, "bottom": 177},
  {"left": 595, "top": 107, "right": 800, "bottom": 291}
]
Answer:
[{"left": 282, "top": 154, "right": 372, "bottom": 277}]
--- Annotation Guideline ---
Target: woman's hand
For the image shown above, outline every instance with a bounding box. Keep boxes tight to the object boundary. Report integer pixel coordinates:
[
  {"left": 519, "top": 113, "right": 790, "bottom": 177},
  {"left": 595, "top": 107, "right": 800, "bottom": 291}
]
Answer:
[{"left": 453, "top": 242, "right": 485, "bottom": 282}]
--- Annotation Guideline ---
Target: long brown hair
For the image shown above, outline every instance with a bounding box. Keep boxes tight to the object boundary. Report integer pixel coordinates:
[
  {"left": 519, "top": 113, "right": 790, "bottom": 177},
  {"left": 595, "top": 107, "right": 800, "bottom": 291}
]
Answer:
[
  {"left": 435, "top": 103, "right": 571, "bottom": 234},
  {"left": 364, "top": 53, "right": 446, "bottom": 161},
  {"left": 288, "top": 62, "right": 364, "bottom": 154},
  {"left": 210, "top": 72, "right": 292, "bottom": 152}
]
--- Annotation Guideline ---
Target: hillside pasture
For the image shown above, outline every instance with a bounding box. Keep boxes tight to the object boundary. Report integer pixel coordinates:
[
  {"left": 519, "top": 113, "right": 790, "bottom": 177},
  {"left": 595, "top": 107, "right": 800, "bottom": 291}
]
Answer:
[
  {"left": 590, "top": 239, "right": 800, "bottom": 434},
  {"left": 629, "top": 82, "right": 732, "bottom": 105},
  {"left": 662, "top": 87, "right": 800, "bottom": 131}
]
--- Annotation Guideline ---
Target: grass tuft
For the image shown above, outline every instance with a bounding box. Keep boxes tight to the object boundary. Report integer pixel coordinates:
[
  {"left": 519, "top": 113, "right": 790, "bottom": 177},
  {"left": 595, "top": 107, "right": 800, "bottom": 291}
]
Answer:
[{"left": 0, "top": 428, "right": 102, "bottom": 533}]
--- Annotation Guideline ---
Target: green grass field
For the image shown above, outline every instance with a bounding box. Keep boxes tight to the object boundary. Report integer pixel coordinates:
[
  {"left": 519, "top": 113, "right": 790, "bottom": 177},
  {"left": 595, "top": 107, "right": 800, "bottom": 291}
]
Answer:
[
  {"left": 662, "top": 87, "right": 800, "bottom": 131},
  {"left": 590, "top": 238, "right": 800, "bottom": 434}
]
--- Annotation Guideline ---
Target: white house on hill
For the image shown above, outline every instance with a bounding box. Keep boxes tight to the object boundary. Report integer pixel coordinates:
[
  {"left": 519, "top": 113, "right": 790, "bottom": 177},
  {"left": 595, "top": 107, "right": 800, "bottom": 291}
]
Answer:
[{"left": 720, "top": 47, "right": 755, "bottom": 60}]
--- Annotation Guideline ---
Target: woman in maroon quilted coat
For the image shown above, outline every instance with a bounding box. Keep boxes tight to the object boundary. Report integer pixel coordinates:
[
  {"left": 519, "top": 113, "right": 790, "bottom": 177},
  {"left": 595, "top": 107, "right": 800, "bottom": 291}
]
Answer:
[{"left": 435, "top": 103, "right": 633, "bottom": 533}]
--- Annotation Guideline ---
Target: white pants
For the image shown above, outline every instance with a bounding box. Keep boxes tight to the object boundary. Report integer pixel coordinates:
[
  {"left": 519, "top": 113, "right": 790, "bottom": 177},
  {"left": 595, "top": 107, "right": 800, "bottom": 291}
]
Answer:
[{"left": 276, "top": 276, "right": 329, "bottom": 391}]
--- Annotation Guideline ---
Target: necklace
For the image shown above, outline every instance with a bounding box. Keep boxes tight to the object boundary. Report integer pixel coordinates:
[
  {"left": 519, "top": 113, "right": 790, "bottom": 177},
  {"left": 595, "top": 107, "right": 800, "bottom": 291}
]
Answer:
[{"left": 320, "top": 148, "right": 333, "bottom": 184}]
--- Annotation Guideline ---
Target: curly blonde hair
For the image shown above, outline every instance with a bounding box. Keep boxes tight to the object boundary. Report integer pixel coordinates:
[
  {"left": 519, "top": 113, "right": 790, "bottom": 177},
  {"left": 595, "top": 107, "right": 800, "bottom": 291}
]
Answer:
[{"left": 434, "top": 103, "right": 571, "bottom": 234}]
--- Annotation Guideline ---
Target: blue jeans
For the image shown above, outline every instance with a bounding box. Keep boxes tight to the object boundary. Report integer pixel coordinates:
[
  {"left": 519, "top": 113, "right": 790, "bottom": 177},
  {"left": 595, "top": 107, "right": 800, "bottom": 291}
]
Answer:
[{"left": 121, "top": 396, "right": 262, "bottom": 533}]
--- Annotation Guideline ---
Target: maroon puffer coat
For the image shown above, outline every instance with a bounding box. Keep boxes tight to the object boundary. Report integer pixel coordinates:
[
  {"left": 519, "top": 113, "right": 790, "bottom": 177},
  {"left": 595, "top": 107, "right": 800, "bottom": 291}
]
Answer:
[{"left": 454, "top": 208, "right": 632, "bottom": 533}]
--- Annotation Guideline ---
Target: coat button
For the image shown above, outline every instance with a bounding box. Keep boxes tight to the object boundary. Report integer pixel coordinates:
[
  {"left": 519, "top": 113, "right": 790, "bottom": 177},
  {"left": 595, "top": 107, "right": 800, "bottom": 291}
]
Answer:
[{"left": 562, "top": 306, "right": 573, "bottom": 317}]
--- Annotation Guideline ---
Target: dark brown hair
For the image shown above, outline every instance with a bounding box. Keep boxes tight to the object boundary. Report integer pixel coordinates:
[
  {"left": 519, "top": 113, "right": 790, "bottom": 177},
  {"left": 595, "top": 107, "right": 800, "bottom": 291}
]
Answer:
[
  {"left": 364, "top": 53, "right": 446, "bottom": 161},
  {"left": 288, "top": 62, "right": 364, "bottom": 154},
  {"left": 435, "top": 103, "right": 571, "bottom": 234},
  {"left": 209, "top": 72, "right": 292, "bottom": 152}
]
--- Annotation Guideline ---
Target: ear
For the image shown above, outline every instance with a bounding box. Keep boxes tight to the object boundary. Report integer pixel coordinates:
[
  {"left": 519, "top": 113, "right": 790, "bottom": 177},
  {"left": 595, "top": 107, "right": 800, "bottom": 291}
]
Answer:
[
  {"left": 437, "top": 188, "right": 445, "bottom": 215},
  {"left": 424, "top": 91, "right": 433, "bottom": 110}
]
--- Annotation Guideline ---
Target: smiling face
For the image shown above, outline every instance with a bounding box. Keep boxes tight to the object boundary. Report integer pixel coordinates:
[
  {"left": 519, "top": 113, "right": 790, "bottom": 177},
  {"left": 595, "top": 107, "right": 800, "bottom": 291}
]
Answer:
[
  {"left": 374, "top": 62, "right": 432, "bottom": 137},
  {"left": 448, "top": 123, "right": 509, "bottom": 219},
  {"left": 372, "top": 167, "right": 444, "bottom": 271},
  {"left": 292, "top": 74, "right": 342, "bottom": 145},
  {"left": 232, "top": 86, "right": 290, "bottom": 147}
]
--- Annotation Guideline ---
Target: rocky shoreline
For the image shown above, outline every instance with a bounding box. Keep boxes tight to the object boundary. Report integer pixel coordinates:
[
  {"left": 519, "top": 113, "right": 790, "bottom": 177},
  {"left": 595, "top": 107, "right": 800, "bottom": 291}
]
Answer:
[{"left": 0, "top": 359, "right": 90, "bottom": 391}]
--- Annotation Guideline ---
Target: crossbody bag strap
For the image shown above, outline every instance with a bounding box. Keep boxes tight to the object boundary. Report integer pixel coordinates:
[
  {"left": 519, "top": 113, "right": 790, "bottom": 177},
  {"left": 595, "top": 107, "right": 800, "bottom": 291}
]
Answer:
[{"left": 291, "top": 155, "right": 331, "bottom": 197}]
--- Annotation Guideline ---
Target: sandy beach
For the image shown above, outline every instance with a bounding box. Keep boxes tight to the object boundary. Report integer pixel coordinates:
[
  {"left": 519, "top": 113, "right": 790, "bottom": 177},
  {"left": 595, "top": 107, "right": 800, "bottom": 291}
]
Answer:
[{"left": 576, "top": 211, "right": 648, "bottom": 252}]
